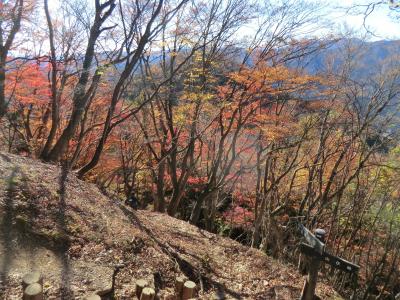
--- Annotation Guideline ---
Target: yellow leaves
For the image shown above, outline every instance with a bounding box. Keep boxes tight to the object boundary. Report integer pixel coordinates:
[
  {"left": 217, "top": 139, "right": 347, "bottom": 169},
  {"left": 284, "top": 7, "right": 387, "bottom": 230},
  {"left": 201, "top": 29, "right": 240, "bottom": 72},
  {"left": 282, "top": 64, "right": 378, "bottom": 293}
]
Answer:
[
  {"left": 153, "top": 109, "right": 162, "bottom": 119},
  {"left": 179, "top": 37, "right": 195, "bottom": 46},
  {"left": 260, "top": 124, "right": 293, "bottom": 142},
  {"left": 391, "top": 146, "right": 400, "bottom": 155},
  {"left": 174, "top": 106, "right": 188, "bottom": 126},
  {"left": 181, "top": 91, "right": 212, "bottom": 103}
]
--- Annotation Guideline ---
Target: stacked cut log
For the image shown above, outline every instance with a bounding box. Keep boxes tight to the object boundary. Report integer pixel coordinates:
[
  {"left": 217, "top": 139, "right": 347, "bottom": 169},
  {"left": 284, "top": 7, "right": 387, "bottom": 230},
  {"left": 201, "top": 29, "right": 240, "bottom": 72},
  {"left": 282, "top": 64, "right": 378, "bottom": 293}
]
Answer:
[
  {"left": 174, "top": 276, "right": 197, "bottom": 300},
  {"left": 22, "top": 271, "right": 43, "bottom": 300},
  {"left": 181, "top": 281, "right": 196, "bottom": 300},
  {"left": 135, "top": 279, "right": 156, "bottom": 300},
  {"left": 134, "top": 275, "right": 197, "bottom": 300},
  {"left": 175, "top": 275, "right": 187, "bottom": 299},
  {"left": 20, "top": 271, "right": 198, "bottom": 300},
  {"left": 136, "top": 279, "right": 149, "bottom": 298}
]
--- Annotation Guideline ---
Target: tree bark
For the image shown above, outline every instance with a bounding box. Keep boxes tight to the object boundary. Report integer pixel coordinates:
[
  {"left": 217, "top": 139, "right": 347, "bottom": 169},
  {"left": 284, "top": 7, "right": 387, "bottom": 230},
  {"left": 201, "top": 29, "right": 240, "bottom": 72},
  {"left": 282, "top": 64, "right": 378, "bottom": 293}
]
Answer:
[
  {"left": 43, "top": 0, "right": 116, "bottom": 162},
  {"left": 0, "top": 0, "right": 24, "bottom": 118},
  {"left": 77, "top": 0, "right": 164, "bottom": 177},
  {"left": 40, "top": 0, "right": 59, "bottom": 158}
]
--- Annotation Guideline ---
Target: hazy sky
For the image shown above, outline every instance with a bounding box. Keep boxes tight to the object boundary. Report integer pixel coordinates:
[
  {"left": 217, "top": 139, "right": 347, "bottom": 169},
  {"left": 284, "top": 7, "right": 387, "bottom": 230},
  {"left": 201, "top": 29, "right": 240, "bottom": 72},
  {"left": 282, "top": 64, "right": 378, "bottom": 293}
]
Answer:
[
  {"left": 45, "top": 0, "right": 400, "bottom": 41},
  {"left": 329, "top": 0, "right": 400, "bottom": 40}
]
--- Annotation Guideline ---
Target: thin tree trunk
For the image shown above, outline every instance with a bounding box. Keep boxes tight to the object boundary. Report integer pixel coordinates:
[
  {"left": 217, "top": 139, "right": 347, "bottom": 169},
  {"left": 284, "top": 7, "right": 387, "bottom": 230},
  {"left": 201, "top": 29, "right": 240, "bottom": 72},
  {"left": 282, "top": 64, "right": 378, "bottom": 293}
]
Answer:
[
  {"left": 41, "top": 0, "right": 59, "bottom": 158},
  {"left": 189, "top": 190, "right": 214, "bottom": 225},
  {"left": 0, "top": 62, "right": 6, "bottom": 118},
  {"left": 154, "top": 161, "right": 166, "bottom": 212}
]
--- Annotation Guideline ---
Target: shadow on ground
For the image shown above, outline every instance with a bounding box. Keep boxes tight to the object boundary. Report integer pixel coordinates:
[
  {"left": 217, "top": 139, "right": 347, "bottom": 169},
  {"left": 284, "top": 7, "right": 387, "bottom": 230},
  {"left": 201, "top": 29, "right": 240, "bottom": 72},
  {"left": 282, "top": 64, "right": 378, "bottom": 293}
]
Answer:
[{"left": 118, "top": 204, "right": 244, "bottom": 299}]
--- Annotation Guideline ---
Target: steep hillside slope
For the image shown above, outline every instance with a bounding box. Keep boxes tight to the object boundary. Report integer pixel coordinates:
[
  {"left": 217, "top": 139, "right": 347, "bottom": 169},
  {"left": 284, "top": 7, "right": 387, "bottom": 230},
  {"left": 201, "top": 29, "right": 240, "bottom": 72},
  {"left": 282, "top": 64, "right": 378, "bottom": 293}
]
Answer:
[{"left": 0, "top": 153, "right": 338, "bottom": 299}]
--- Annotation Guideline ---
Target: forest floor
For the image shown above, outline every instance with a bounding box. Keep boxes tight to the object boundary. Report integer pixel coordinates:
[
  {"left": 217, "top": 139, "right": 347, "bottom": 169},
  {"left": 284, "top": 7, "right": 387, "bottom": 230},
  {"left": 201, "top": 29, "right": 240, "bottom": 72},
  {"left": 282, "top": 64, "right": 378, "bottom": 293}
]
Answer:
[{"left": 0, "top": 152, "right": 341, "bottom": 299}]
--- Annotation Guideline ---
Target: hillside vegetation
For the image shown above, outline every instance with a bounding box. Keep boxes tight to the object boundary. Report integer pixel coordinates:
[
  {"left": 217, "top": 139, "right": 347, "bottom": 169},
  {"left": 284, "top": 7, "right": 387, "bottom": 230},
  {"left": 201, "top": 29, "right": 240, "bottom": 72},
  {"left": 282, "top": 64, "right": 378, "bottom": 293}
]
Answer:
[{"left": 0, "top": 153, "right": 338, "bottom": 299}]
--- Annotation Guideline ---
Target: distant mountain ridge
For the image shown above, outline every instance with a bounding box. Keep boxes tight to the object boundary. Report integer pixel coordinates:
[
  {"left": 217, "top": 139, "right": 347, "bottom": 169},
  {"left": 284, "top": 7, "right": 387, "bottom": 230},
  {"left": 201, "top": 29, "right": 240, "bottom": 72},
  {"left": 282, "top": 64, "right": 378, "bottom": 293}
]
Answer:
[{"left": 293, "top": 39, "right": 400, "bottom": 79}]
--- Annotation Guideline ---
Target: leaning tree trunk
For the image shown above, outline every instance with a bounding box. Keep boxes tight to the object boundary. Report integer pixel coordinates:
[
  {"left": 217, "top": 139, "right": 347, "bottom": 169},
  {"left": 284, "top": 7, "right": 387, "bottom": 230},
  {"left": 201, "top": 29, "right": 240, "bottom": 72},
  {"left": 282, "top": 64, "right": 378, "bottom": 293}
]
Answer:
[
  {"left": 43, "top": 0, "right": 116, "bottom": 162},
  {"left": 167, "top": 187, "right": 185, "bottom": 217},
  {"left": 189, "top": 189, "right": 215, "bottom": 225},
  {"left": 77, "top": 0, "right": 164, "bottom": 176},
  {"left": 0, "top": 0, "right": 24, "bottom": 118}
]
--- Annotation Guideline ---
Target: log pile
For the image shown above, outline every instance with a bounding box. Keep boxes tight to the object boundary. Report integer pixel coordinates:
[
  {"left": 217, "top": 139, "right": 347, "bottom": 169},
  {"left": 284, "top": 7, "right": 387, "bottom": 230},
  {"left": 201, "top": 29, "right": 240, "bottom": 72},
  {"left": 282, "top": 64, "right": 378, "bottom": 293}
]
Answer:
[
  {"left": 20, "top": 271, "right": 198, "bottom": 299},
  {"left": 22, "top": 272, "right": 43, "bottom": 300},
  {"left": 135, "top": 276, "right": 197, "bottom": 300}
]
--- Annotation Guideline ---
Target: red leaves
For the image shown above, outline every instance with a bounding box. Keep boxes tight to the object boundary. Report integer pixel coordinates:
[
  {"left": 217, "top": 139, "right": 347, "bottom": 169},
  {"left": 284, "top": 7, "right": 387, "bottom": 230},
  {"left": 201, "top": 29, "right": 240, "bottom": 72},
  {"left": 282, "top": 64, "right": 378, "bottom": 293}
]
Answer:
[
  {"left": 223, "top": 205, "right": 254, "bottom": 227},
  {"left": 7, "top": 61, "right": 51, "bottom": 106}
]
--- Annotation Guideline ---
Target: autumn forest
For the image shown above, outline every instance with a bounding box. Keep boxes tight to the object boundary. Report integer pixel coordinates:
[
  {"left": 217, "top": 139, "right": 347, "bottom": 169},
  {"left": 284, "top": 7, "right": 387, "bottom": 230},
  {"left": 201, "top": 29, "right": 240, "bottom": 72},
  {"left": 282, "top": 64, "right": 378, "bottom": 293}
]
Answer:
[{"left": 1, "top": 0, "right": 400, "bottom": 299}]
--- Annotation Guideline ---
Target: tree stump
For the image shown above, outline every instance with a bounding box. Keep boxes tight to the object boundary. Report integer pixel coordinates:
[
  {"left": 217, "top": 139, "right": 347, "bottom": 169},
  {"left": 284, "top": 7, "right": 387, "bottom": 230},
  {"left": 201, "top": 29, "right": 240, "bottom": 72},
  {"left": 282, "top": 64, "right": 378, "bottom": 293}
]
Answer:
[
  {"left": 182, "top": 281, "right": 196, "bottom": 300},
  {"left": 84, "top": 295, "right": 101, "bottom": 300},
  {"left": 23, "top": 283, "right": 43, "bottom": 300},
  {"left": 22, "top": 271, "right": 43, "bottom": 290},
  {"left": 136, "top": 279, "right": 149, "bottom": 298},
  {"left": 175, "top": 276, "right": 187, "bottom": 299},
  {"left": 140, "top": 287, "right": 155, "bottom": 300}
]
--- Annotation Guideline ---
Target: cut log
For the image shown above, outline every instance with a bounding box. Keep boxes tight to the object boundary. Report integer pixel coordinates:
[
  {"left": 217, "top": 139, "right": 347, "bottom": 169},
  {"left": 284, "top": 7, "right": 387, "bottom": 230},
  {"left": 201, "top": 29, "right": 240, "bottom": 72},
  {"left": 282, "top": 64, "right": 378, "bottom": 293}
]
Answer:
[
  {"left": 84, "top": 295, "right": 101, "bottom": 300},
  {"left": 140, "top": 287, "right": 155, "bottom": 300},
  {"left": 23, "top": 283, "right": 43, "bottom": 300},
  {"left": 22, "top": 271, "right": 43, "bottom": 289},
  {"left": 182, "top": 281, "right": 196, "bottom": 300},
  {"left": 175, "top": 275, "right": 187, "bottom": 298},
  {"left": 136, "top": 279, "right": 149, "bottom": 298}
]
